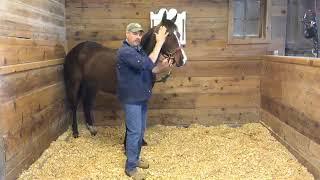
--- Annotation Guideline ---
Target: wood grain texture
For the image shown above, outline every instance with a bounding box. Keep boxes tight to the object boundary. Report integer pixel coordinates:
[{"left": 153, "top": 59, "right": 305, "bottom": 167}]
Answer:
[
  {"left": 0, "top": 0, "right": 67, "bottom": 179},
  {"left": 261, "top": 56, "right": 320, "bottom": 178},
  {"left": 261, "top": 110, "right": 320, "bottom": 179}
]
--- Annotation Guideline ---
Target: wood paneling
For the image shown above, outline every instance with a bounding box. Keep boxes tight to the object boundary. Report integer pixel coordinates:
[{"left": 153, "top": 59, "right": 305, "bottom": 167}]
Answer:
[
  {"left": 0, "top": 0, "right": 67, "bottom": 179},
  {"left": 79, "top": 107, "right": 260, "bottom": 127},
  {"left": 66, "top": 0, "right": 263, "bottom": 128},
  {"left": 5, "top": 99, "right": 66, "bottom": 165},
  {"left": 0, "top": 65, "right": 63, "bottom": 102},
  {"left": 152, "top": 76, "right": 260, "bottom": 94},
  {"left": 261, "top": 55, "right": 320, "bottom": 178},
  {"left": 0, "top": 83, "right": 65, "bottom": 135},
  {"left": 6, "top": 114, "right": 68, "bottom": 180},
  {"left": 0, "top": 38, "right": 65, "bottom": 67},
  {"left": 173, "top": 61, "right": 261, "bottom": 77},
  {"left": 261, "top": 95, "right": 320, "bottom": 144},
  {"left": 0, "top": 58, "right": 64, "bottom": 75},
  {"left": 261, "top": 110, "right": 320, "bottom": 179}
]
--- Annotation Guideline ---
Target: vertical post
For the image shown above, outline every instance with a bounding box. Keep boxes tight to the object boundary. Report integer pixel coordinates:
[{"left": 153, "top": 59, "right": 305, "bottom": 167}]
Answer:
[
  {"left": 0, "top": 136, "right": 5, "bottom": 180},
  {"left": 316, "top": 0, "right": 320, "bottom": 57}
]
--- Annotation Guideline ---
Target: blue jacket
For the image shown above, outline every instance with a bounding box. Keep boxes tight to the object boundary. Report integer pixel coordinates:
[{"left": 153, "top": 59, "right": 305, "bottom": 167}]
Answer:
[{"left": 116, "top": 41, "right": 156, "bottom": 104}]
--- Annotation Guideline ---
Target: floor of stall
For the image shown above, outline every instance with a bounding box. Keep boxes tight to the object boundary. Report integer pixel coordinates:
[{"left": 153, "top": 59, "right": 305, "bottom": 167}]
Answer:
[{"left": 18, "top": 123, "right": 313, "bottom": 179}]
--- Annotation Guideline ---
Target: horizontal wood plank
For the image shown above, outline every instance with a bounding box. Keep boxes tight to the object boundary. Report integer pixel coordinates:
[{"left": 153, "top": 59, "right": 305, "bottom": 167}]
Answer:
[
  {"left": 93, "top": 91, "right": 260, "bottom": 110},
  {"left": 5, "top": 113, "right": 68, "bottom": 180},
  {"left": 66, "top": 1, "right": 227, "bottom": 19},
  {"left": 4, "top": 99, "right": 65, "bottom": 162},
  {"left": 79, "top": 107, "right": 260, "bottom": 127},
  {"left": 152, "top": 76, "right": 260, "bottom": 94},
  {"left": 0, "top": 65, "right": 63, "bottom": 102},
  {"left": 0, "top": 83, "right": 65, "bottom": 135},
  {"left": 0, "top": 58, "right": 64, "bottom": 75},
  {"left": 261, "top": 110, "right": 320, "bottom": 179},
  {"left": 173, "top": 60, "right": 261, "bottom": 77},
  {"left": 261, "top": 95, "right": 320, "bottom": 144}
]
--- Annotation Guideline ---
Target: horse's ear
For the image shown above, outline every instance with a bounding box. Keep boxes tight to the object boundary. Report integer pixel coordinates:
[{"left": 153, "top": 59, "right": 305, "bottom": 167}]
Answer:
[
  {"left": 161, "top": 11, "right": 167, "bottom": 22},
  {"left": 171, "top": 14, "right": 177, "bottom": 23}
]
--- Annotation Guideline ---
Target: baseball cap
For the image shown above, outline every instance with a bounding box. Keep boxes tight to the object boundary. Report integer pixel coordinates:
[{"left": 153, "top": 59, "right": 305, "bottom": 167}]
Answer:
[{"left": 126, "top": 23, "right": 144, "bottom": 32}]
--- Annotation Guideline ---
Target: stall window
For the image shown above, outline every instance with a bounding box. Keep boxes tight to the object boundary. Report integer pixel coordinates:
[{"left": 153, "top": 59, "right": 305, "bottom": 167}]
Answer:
[{"left": 228, "top": 0, "right": 270, "bottom": 44}]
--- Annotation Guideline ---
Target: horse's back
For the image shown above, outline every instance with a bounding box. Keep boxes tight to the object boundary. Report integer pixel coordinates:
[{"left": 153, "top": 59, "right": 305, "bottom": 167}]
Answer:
[
  {"left": 64, "top": 41, "right": 118, "bottom": 94},
  {"left": 65, "top": 41, "right": 107, "bottom": 64}
]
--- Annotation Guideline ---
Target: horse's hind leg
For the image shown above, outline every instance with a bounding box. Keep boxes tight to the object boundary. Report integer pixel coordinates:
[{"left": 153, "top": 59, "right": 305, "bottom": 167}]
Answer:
[
  {"left": 66, "top": 80, "right": 81, "bottom": 138},
  {"left": 82, "top": 82, "right": 98, "bottom": 136}
]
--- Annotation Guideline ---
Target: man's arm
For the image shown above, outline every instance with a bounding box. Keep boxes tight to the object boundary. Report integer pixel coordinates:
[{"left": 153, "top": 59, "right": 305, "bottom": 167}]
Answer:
[
  {"left": 118, "top": 48, "right": 155, "bottom": 71},
  {"left": 148, "top": 26, "right": 168, "bottom": 63}
]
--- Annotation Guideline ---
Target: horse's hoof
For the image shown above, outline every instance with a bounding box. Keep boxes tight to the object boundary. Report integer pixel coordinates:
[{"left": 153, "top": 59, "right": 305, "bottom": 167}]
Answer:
[
  {"left": 88, "top": 125, "right": 97, "bottom": 136},
  {"left": 73, "top": 132, "right": 79, "bottom": 138}
]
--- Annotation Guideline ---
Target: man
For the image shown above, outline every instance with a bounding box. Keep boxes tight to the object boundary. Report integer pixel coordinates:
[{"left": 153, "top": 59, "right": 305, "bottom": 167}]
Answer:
[{"left": 116, "top": 23, "right": 172, "bottom": 179}]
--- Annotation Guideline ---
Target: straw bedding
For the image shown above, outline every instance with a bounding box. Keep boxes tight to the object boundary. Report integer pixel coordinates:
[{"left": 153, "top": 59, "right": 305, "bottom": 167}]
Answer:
[{"left": 19, "top": 123, "right": 314, "bottom": 179}]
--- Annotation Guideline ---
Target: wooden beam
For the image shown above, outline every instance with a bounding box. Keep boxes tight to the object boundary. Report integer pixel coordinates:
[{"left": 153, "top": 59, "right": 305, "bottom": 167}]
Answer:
[
  {"left": 173, "top": 61, "right": 261, "bottom": 77},
  {"left": 261, "top": 95, "right": 320, "bottom": 144},
  {"left": 0, "top": 36, "right": 65, "bottom": 48},
  {"left": 0, "top": 65, "right": 63, "bottom": 103},
  {"left": 152, "top": 76, "right": 260, "bottom": 94},
  {"left": 66, "top": 1, "right": 227, "bottom": 19},
  {"left": 80, "top": 107, "right": 260, "bottom": 127},
  {"left": 264, "top": 55, "right": 320, "bottom": 66},
  {"left": 0, "top": 58, "right": 64, "bottom": 75}
]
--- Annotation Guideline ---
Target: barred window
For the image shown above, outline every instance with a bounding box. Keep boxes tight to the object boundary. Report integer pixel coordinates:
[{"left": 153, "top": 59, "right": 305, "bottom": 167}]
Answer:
[{"left": 228, "top": 0, "right": 270, "bottom": 44}]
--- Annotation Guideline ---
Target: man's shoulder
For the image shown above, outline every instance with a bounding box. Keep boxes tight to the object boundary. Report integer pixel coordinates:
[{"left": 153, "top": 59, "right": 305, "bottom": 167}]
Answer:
[{"left": 117, "top": 44, "right": 135, "bottom": 55}]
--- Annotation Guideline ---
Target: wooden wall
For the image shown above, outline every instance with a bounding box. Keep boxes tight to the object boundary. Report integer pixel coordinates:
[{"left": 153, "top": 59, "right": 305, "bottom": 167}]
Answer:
[
  {"left": 0, "top": 0, "right": 67, "bottom": 179},
  {"left": 261, "top": 55, "right": 320, "bottom": 179},
  {"left": 66, "top": 0, "right": 266, "bottom": 127}
]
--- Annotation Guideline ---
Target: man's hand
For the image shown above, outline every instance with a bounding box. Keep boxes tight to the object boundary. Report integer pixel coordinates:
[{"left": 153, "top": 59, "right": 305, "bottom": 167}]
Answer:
[
  {"left": 149, "top": 26, "right": 169, "bottom": 63},
  {"left": 155, "top": 26, "right": 169, "bottom": 45},
  {"left": 152, "top": 58, "right": 174, "bottom": 74}
]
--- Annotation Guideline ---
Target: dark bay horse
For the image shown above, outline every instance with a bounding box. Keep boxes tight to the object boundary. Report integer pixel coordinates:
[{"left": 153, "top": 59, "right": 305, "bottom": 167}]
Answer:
[{"left": 64, "top": 12, "right": 187, "bottom": 138}]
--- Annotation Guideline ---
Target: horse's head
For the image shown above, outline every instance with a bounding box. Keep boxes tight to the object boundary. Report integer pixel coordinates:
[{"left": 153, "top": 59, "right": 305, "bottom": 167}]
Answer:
[{"left": 141, "top": 11, "right": 187, "bottom": 67}]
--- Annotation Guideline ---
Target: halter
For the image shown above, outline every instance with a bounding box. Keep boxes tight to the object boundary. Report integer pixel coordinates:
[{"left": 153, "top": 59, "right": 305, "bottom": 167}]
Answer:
[
  {"left": 154, "top": 27, "right": 182, "bottom": 83},
  {"left": 161, "top": 47, "right": 181, "bottom": 61},
  {"left": 154, "top": 48, "right": 181, "bottom": 83}
]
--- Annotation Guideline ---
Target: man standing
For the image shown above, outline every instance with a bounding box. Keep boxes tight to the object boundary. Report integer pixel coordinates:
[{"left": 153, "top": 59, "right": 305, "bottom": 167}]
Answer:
[{"left": 116, "top": 23, "right": 171, "bottom": 179}]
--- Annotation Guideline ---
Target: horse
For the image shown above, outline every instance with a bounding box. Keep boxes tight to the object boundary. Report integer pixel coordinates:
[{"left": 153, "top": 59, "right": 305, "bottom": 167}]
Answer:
[{"left": 63, "top": 11, "right": 187, "bottom": 139}]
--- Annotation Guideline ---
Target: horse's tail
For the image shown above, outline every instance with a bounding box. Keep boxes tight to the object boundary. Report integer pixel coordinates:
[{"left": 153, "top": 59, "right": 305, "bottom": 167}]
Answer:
[{"left": 63, "top": 43, "right": 86, "bottom": 114}]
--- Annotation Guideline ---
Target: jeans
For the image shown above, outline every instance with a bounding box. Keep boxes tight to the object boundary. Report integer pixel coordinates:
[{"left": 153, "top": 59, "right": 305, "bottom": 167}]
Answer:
[{"left": 123, "top": 102, "right": 147, "bottom": 172}]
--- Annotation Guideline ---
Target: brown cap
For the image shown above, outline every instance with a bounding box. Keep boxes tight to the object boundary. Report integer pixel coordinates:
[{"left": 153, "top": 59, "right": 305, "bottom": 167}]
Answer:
[{"left": 126, "top": 23, "right": 144, "bottom": 32}]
